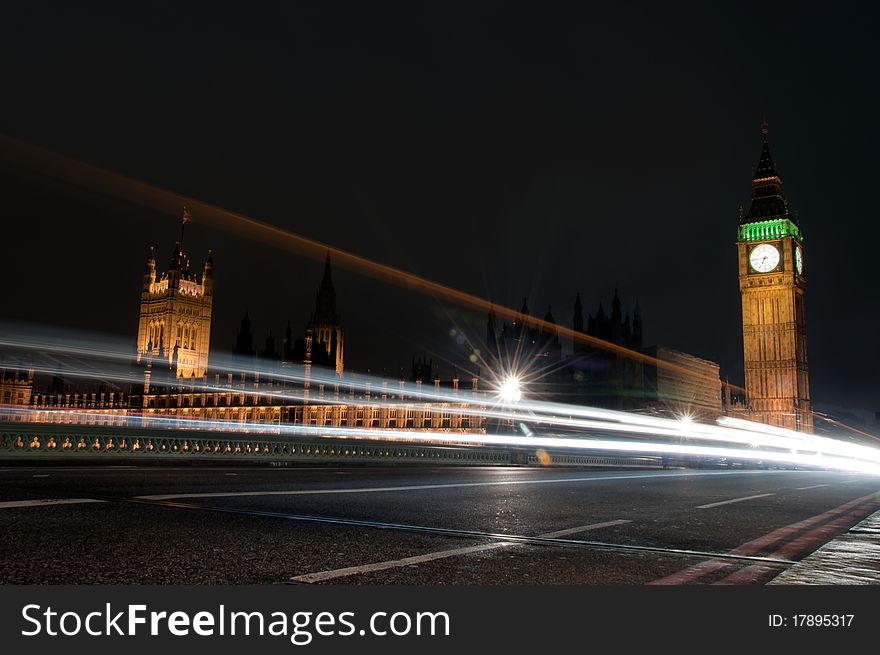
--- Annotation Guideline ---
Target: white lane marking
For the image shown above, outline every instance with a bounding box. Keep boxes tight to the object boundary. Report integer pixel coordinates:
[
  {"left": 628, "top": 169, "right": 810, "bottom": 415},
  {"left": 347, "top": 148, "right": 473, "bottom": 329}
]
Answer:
[
  {"left": 697, "top": 493, "right": 775, "bottom": 509},
  {"left": 224, "top": 473, "right": 238, "bottom": 476},
  {"left": 795, "top": 484, "right": 831, "bottom": 490},
  {"left": 292, "top": 543, "right": 513, "bottom": 583},
  {"left": 540, "top": 519, "right": 631, "bottom": 538},
  {"left": 0, "top": 498, "right": 105, "bottom": 509},
  {"left": 291, "top": 519, "right": 633, "bottom": 583},
  {"left": 32, "top": 474, "right": 50, "bottom": 478},
  {"left": 136, "top": 469, "right": 779, "bottom": 501}
]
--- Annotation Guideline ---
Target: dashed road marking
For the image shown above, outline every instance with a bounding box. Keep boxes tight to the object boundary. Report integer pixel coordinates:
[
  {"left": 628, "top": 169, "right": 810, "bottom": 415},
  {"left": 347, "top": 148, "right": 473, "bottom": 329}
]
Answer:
[
  {"left": 696, "top": 493, "right": 775, "bottom": 509},
  {"left": 540, "top": 519, "right": 632, "bottom": 538},
  {"left": 291, "top": 519, "right": 633, "bottom": 583}
]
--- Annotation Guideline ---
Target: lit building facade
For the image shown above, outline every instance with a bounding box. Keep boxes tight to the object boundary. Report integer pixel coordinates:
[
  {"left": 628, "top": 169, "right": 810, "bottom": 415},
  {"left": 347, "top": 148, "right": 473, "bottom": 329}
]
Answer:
[
  {"left": 13, "top": 230, "right": 486, "bottom": 437},
  {"left": 136, "top": 242, "right": 214, "bottom": 379},
  {"left": 737, "top": 124, "right": 812, "bottom": 432},
  {"left": 643, "top": 346, "right": 722, "bottom": 422},
  {"left": 0, "top": 366, "right": 34, "bottom": 422}
]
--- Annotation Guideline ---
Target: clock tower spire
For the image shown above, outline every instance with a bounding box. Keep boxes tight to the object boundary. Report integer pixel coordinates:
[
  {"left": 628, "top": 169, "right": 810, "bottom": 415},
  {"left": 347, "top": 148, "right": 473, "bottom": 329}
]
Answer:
[{"left": 736, "top": 123, "right": 811, "bottom": 432}]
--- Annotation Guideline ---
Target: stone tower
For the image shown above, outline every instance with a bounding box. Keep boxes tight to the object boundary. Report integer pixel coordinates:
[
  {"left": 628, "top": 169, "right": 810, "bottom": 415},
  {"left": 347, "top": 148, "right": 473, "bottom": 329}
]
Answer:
[
  {"left": 306, "top": 251, "right": 344, "bottom": 376},
  {"left": 736, "top": 123, "right": 811, "bottom": 432},
  {"left": 136, "top": 238, "right": 213, "bottom": 379}
]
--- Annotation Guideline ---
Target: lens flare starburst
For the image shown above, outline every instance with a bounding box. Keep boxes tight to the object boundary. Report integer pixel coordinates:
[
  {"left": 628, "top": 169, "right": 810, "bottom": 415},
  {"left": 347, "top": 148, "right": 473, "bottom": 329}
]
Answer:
[{"left": 497, "top": 376, "right": 523, "bottom": 404}]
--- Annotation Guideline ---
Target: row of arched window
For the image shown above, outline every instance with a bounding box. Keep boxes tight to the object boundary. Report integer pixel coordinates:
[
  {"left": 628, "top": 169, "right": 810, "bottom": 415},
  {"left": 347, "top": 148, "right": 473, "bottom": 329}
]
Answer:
[
  {"left": 147, "top": 320, "right": 164, "bottom": 348},
  {"left": 176, "top": 322, "right": 199, "bottom": 350},
  {"left": 146, "top": 319, "right": 199, "bottom": 350}
]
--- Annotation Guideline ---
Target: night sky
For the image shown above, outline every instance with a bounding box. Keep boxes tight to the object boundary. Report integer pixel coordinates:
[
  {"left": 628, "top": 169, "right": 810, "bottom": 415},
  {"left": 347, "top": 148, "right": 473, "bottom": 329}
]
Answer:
[{"left": 1, "top": 2, "right": 878, "bottom": 412}]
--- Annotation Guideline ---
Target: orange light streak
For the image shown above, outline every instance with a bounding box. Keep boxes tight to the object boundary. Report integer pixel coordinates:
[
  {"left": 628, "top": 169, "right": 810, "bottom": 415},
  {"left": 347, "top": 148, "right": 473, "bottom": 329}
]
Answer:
[{"left": 4, "top": 134, "right": 868, "bottom": 440}]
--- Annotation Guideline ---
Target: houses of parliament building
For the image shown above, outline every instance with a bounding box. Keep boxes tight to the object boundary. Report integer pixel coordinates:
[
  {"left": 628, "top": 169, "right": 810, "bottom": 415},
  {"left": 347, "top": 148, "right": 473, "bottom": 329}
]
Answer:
[
  {"left": 6, "top": 236, "right": 486, "bottom": 434},
  {"left": 1, "top": 126, "right": 812, "bottom": 433}
]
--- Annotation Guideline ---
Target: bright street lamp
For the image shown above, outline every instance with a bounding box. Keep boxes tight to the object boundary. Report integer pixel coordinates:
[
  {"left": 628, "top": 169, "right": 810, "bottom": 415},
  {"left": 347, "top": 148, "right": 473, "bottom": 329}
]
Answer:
[{"left": 497, "top": 375, "right": 523, "bottom": 404}]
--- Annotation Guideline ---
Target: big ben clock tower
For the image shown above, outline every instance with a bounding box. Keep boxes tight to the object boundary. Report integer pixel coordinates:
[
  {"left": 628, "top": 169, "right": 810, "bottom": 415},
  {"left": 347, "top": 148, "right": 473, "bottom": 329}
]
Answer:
[{"left": 737, "top": 122, "right": 812, "bottom": 432}]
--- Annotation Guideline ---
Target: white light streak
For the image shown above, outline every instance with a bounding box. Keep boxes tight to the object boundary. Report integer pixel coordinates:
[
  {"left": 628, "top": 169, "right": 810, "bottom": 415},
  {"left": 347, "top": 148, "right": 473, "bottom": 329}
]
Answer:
[{"left": 3, "top": 324, "right": 880, "bottom": 475}]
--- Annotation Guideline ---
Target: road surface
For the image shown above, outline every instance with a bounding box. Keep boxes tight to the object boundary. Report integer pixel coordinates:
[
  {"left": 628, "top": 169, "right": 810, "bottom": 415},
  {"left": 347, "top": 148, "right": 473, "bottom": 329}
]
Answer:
[{"left": 1, "top": 465, "right": 877, "bottom": 584}]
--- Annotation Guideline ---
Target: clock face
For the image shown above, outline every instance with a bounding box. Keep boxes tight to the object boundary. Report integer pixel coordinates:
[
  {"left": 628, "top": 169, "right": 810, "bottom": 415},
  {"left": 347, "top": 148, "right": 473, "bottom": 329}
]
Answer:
[
  {"left": 795, "top": 245, "right": 803, "bottom": 275},
  {"left": 749, "top": 243, "right": 780, "bottom": 273}
]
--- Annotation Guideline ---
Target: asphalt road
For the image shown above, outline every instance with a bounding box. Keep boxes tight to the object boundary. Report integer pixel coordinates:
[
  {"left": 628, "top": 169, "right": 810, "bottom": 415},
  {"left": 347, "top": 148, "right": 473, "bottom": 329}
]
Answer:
[{"left": 1, "top": 464, "right": 878, "bottom": 584}]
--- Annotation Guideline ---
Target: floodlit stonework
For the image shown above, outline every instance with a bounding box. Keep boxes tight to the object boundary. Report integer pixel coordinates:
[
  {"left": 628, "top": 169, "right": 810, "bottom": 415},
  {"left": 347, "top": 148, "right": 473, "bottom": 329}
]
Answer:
[{"left": 737, "top": 124, "right": 811, "bottom": 432}]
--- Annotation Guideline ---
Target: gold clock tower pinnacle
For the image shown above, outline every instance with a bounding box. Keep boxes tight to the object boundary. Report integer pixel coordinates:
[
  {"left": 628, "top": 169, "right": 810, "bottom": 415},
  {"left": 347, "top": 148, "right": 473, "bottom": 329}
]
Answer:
[{"left": 737, "top": 123, "right": 812, "bottom": 432}]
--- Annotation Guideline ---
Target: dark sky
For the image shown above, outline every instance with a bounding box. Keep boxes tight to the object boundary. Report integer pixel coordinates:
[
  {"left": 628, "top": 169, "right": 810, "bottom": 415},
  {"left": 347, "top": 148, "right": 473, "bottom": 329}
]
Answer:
[{"left": 1, "top": 1, "right": 878, "bottom": 411}]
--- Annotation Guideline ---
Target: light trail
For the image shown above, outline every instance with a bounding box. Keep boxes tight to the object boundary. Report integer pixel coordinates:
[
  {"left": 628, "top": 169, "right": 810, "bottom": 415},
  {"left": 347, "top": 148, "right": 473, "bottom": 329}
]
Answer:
[
  {"left": 13, "top": 377, "right": 878, "bottom": 466},
  {"left": 4, "top": 325, "right": 880, "bottom": 467},
  {"left": 0, "top": 327, "right": 857, "bottom": 434},
  {"left": 0, "top": 355, "right": 846, "bottom": 459},
  {"left": 4, "top": 406, "right": 880, "bottom": 475},
  {"left": 0, "top": 135, "right": 880, "bottom": 440},
  {"left": 813, "top": 415, "right": 880, "bottom": 442},
  {"left": 717, "top": 417, "right": 880, "bottom": 462},
  {"left": 3, "top": 136, "right": 871, "bottom": 441},
  {"left": 6, "top": 381, "right": 880, "bottom": 470},
  {"left": 0, "top": 135, "right": 734, "bottom": 391}
]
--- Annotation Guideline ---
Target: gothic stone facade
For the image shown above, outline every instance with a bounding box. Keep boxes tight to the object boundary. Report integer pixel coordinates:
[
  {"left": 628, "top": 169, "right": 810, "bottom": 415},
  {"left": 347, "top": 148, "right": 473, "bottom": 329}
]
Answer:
[
  {"left": 737, "top": 125, "right": 812, "bottom": 432},
  {"left": 136, "top": 243, "right": 214, "bottom": 379}
]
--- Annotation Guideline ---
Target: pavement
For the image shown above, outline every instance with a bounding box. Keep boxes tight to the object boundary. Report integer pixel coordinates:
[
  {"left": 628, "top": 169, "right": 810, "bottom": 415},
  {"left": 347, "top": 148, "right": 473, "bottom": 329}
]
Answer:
[
  {"left": 769, "top": 508, "right": 880, "bottom": 584},
  {"left": 0, "top": 464, "right": 878, "bottom": 584}
]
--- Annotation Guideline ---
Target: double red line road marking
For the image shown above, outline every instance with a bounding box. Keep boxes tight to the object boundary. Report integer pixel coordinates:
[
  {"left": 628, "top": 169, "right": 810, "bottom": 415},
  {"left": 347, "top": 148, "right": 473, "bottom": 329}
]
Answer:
[{"left": 648, "top": 491, "right": 880, "bottom": 585}]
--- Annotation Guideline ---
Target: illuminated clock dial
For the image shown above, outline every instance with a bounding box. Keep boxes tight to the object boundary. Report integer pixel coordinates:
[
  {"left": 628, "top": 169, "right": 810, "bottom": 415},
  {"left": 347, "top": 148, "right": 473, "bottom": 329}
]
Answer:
[
  {"left": 795, "top": 245, "right": 803, "bottom": 275},
  {"left": 749, "top": 243, "right": 780, "bottom": 273}
]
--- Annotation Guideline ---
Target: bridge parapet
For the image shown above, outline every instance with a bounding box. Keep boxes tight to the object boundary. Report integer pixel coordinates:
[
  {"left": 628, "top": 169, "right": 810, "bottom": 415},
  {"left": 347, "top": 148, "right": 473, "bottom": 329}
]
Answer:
[
  {"left": 0, "top": 422, "right": 666, "bottom": 469},
  {"left": 0, "top": 422, "right": 512, "bottom": 465}
]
